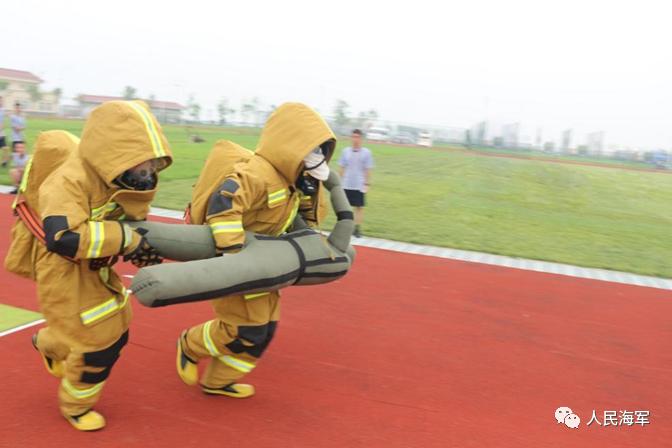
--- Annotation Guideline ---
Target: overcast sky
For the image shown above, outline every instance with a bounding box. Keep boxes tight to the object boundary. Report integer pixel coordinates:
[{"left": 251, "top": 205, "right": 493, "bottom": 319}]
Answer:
[{"left": 5, "top": 0, "right": 671, "bottom": 148}]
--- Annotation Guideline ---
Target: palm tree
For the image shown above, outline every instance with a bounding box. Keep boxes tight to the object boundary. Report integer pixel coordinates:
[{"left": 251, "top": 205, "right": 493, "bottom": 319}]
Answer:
[
  {"left": 123, "top": 86, "right": 138, "bottom": 100},
  {"left": 187, "top": 95, "right": 201, "bottom": 122},
  {"left": 250, "top": 97, "right": 261, "bottom": 125},
  {"left": 217, "top": 98, "right": 235, "bottom": 125},
  {"left": 28, "top": 84, "right": 42, "bottom": 102},
  {"left": 333, "top": 100, "right": 350, "bottom": 129},
  {"left": 241, "top": 100, "right": 256, "bottom": 125}
]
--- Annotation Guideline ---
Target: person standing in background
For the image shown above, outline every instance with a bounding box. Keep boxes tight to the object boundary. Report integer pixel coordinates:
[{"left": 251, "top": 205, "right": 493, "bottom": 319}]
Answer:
[
  {"left": 11, "top": 102, "right": 26, "bottom": 148},
  {"left": 0, "top": 97, "right": 8, "bottom": 167},
  {"left": 9, "top": 141, "right": 27, "bottom": 194},
  {"left": 339, "top": 129, "right": 374, "bottom": 238}
]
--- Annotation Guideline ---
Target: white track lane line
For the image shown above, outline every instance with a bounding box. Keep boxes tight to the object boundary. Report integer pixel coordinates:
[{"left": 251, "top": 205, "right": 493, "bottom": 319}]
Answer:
[{"left": 0, "top": 319, "right": 45, "bottom": 338}]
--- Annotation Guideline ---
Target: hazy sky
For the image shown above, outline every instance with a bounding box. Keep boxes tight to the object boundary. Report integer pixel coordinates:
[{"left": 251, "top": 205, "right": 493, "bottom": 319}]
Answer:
[{"left": 5, "top": 0, "right": 671, "bottom": 148}]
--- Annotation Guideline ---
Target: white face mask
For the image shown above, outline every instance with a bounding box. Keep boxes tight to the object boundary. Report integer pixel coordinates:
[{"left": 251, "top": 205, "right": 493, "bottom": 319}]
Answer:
[{"left": 303, "top": 148, "right": 330, "bottom": 181}]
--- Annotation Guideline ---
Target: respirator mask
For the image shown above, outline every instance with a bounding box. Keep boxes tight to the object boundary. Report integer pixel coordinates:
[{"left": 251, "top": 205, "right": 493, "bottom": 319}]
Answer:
[
  {"left": 296, "top": 147, "right": 330, "bottom": 196},
  {"left": 114, "top": 159, "right": 163, "bottom": 191}
]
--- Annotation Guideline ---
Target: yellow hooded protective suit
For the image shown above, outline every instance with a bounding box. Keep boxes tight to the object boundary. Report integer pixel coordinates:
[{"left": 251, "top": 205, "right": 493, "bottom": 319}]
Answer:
[
  {"left": 5, "top": 101, "right": 172, "bottom": 420},
  {"left": 181, "top": 103, "right": 335, "bottom": 393},
  {"left": 5, "top": 130, "right": 80, "bottom": 278},
  {"left": 187, "top": 139, "right": 253, "bottom": 225}
]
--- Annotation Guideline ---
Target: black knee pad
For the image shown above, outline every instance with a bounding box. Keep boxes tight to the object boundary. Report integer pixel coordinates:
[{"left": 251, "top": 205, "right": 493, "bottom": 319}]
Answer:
[
  {"left": 226, "top": 322, "right": 278, "bottom": 358},
  {"left": 80, "top": 331, "right": 129, "bottom": 384},
  {"left": 266, "top": 321, "right": 278, "bottom": 345}
]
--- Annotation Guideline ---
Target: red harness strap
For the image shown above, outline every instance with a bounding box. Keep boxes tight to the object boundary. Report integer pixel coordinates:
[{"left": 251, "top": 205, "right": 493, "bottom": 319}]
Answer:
[
  {"left": 15, "top": 201, "right": 46, "bottom": 244},
  {"left": 14, "top": 200, "right": 78, "bottom": 263}
]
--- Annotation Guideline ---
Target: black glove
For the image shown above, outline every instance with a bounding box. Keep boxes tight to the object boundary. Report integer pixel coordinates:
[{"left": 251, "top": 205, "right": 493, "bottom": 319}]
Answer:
[
  {"left": 122, "top": 236, "right": 163, "bottom": 267},
  {"left": 89, "top": 255, "right": 119, "bottom": 271}
]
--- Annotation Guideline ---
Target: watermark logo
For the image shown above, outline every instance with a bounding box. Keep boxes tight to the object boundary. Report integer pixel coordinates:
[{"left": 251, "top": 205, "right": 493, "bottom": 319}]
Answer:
[
  {"left": 586, "top": 410, "right": 650, "bottom": 427},
  {"left": 564, "top": 413, "right": 581, "bottom": 429},
  {"left": 556, "top": 407, "right": 650, "bottom": 429},
  {"left": 555, "top": 407, "right": 580, "bottom": 429}
]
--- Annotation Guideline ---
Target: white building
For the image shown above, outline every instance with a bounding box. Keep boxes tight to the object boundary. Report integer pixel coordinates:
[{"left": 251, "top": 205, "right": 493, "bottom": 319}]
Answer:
[
  {"left": 0, "top": 67, "right": 60, "bottom": 115},
  {"left": 77, "top": 94, "right": 184, "bottom": 123}
]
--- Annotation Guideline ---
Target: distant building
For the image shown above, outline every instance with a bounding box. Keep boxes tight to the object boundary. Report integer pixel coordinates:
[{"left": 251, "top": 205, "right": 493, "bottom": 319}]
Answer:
[
  {"left": 501, "top": 123, "right": 520, "bottom": 148},
  {"left": 586, "top": 131, "right": 605, "bottom": 155},
  {"left": 472, "top": 121, "right": 487, "bottom": 145},
  {"left": 561, "top": 129, "right": 573, "bottom": 154},
  {"left": 76, "top": 94, "right": 184, "bottom": 123},
  {"left": 0, "top": 67, "right": 60, "bottom": 115}
]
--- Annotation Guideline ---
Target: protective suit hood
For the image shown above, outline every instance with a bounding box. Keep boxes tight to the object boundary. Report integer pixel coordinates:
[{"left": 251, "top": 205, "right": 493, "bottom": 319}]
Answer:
[
  {"left": 78, "top": 100, "right": 173, "bottom": 186},
  {"left": 22, "top": 130, "right": 80, "bottom": 210},
  {"left": 255, "top": 102, "right": 336, "bottom": 182}
]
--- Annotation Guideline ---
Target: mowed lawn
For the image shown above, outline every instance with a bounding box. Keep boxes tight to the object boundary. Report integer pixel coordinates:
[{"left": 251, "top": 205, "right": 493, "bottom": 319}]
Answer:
[{"left": 2, "top": 118, "right": 671, "bottom": 278}]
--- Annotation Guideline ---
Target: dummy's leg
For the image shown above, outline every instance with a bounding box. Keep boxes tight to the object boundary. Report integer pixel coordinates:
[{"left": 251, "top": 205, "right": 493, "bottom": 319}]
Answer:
[
  {"left": 179, "top": 292, "right": 280, "bottom": 398},
  {"left": 32, "top": 327, "right": 70, "bottom": 378}
]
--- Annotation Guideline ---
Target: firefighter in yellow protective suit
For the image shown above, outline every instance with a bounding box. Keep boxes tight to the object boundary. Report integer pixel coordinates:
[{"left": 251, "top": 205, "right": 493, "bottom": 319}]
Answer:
[
  {"left": 3, "top": 101, "right": 172, "bottom": 431},
  {"left": 177, "top": 102, "right": 335, "bottom": 397}
]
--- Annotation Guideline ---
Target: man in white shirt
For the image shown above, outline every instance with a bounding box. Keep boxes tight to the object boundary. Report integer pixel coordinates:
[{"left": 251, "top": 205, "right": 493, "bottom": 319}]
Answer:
[
  {"left": 9, "top": 141, "right": 28, "bottom": 194},
  {"left": 338, "top": 129, "right": 374, "bottom": 237},
  {"left": 0, "top": 97, "right": 7, "bottom": 167},
  {"left": 10, "top": 102, "right": 26, "bottom": 148}
]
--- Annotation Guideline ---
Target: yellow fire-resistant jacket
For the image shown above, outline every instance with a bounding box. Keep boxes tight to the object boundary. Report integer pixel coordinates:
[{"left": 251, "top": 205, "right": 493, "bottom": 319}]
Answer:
[
  {"left": 4, "top": 101, "right": 172, "bottom": 344},
  {"left": 188, "top": 140, "right": 253, "bottom": 225},
  {"left": 190, "top": 103, "right": 336, "bottom": 251},
  {"left": 39, "top": 101, "right": 172, "bottom": 260},
  {"left": 5, "top": 130, "right": 80, "bottom": 278}
]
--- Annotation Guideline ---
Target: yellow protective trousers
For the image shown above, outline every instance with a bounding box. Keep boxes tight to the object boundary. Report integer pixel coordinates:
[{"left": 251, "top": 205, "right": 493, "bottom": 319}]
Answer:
[
  {"left": 34, "top": 251, "right": 131, "bottom": 417},
  {"left": 183, "top": 292, "right": 280, "bottom": 388}
]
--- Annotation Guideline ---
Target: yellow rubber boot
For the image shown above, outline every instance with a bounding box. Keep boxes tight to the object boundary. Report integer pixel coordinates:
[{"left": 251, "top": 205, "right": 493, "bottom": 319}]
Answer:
[
  {"left": 202, "top": 383, "right": 255, "bottom": 398},
  {"left": 176, "top": 331, "right": 198, "bottom": 386},
  {"left": 32, "top": 334, "right": 64, "bottom": 378},
  {"left": 64, "top": 410, "right": 106, "bottom": 431}
]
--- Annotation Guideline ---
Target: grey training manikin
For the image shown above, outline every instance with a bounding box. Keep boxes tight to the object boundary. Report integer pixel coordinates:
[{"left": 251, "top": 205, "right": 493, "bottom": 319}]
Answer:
[{"left": 128, "top": 171, "right": 355, "bottom": 307}]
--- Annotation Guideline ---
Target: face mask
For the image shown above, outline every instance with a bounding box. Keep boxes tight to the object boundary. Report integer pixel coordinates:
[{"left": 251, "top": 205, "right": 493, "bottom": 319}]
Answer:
[
  {"left": 295, "top": 174, "right": 319, "bottom": 196},
  {"left": 114, "top": 159, "right": 161, "bottom": 191},
  {"left": 303, "top": 147, "right": 330, "bottom": 181}
]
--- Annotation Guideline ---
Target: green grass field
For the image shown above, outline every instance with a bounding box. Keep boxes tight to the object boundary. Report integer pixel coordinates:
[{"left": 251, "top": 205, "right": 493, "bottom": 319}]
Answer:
[
  {"left": 464, "top": 145, "right": 655, "bottom": 169},
  {"left": 3, "top": 117, "right": 671, "bottom": 278}
]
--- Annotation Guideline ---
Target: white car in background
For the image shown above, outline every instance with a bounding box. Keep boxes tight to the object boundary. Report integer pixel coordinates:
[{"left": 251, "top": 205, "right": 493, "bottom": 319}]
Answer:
[
  {"left": 417, "top": 131, "right": 433, "bottom": 147},
  {"left": 367, "top": 126, "right": 390, "bottom": 142}
]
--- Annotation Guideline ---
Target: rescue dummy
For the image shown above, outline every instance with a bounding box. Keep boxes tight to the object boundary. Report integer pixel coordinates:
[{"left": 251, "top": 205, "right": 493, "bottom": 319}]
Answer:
[
  {"left": 127, "top": 169, "right": 355, "bottom": 306},
  {"left": 3, "top": 101, "right": 172, "bottom": 431},
  {"left": 172, "top": 102, "right": 336, "bottom": 398}
]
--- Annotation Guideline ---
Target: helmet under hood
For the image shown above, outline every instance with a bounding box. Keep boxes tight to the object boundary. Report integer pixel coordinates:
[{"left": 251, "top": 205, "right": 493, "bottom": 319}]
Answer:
[
  {"left": 78, "top": 100, "right": 173, "bottom": 188},
  {"left": 255, "top": 102, "right": 336, "bottom": 183}
]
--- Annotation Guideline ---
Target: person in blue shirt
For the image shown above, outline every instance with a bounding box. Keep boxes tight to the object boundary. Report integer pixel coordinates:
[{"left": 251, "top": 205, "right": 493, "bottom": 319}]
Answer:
[
  {"left": 0, "top": 96, "right": 8, "bottom": 167},
  {"left": 10, "top": 102, "right": 27, "bottom": 148},
  {"left": 9, "top": 141, "right": 28, "bottom": 194},
  {"left": 338, "top": 129, "right": 374, "bottom": 237}
]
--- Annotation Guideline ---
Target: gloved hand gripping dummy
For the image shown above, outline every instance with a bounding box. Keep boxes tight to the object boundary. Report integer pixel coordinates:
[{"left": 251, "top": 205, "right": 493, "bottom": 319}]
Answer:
[{"left": 129, "top": 170, "right": 355, "bottom": 307}]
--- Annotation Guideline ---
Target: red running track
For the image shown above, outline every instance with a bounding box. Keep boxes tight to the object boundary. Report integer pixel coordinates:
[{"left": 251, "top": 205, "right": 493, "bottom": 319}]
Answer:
[{"left": 0, "top": 193, "right": 670, "bottom": 448}]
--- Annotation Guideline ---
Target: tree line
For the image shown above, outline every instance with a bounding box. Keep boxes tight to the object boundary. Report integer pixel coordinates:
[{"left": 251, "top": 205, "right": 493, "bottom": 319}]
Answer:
[{"left": 120, "top": 87, "right": 379, "bottom": 128}]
